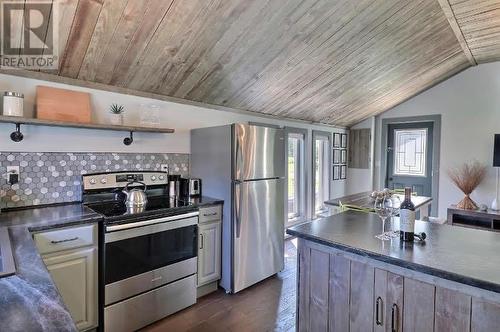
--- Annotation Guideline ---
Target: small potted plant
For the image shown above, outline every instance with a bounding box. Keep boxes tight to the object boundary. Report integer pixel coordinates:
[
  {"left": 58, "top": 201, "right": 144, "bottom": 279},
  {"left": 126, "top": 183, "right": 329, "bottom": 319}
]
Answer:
[{"left": 108, "top": 103, "right": 125, "bottom": 125}]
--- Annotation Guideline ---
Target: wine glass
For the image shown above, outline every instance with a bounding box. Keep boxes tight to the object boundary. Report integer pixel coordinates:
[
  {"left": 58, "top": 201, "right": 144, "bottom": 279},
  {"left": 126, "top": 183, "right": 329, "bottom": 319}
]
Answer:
[
  {"left": 389, "top": 195, "right": 401, "bottom": 233},
  {"left": 374, "top": 196, "right": 394, "bottom": 235}
]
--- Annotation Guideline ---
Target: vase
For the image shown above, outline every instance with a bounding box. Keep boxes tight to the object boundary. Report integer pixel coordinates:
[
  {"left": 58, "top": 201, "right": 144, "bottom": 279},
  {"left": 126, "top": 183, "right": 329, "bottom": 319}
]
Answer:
[
  {"left": 109, "top": 113, "right": 123, "bottom": 126},
  {"left": 457, "top": 194, "right": 478, "bottom": 210},
  {"left": 492, "top": 198, "right": 499, "bottom": 211}
]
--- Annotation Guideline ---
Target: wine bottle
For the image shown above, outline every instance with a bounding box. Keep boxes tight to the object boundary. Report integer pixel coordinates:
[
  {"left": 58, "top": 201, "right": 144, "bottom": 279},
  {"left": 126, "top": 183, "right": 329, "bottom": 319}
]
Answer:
[{"left": 400, "top": 187, "right": 416, "bottom": 242}]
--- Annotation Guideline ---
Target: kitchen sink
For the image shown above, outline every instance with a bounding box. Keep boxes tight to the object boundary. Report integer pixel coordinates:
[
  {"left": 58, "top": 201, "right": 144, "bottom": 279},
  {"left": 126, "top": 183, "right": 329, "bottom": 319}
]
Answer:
[{"left": 0, "top": 227, "right": 15, "bottom": 278}]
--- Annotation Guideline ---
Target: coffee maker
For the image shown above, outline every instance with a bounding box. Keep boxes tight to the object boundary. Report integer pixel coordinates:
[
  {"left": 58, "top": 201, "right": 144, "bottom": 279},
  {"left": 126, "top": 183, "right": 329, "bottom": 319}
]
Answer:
[{"left": 180, "top": 178, "right": 202, "bottom": 198}]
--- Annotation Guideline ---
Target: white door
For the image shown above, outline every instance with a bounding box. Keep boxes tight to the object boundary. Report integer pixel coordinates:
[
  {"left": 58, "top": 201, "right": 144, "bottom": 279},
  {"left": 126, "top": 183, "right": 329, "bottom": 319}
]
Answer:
[
  {"left": 198, "top": 221, "right": 221, "bottom": 286},
  {"left": 44, "top": 247, "right": 97, "bottom": 331}
]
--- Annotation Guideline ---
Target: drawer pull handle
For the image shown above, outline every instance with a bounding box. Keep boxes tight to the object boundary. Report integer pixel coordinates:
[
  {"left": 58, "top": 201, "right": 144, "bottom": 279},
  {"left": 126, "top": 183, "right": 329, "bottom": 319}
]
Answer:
[
  {"left": 203, "top": 212, "right": 218, "bottom": 217},
  {"left": 376, "top": 296, "right": 383, "bottom": 326},
  {"left": 199, "top": 234, "right": 204, "bottom": 249},
  {"left": 50, "top": 237, "right": 79, "bottom": 244},
  {"left": 391, "top": 303, "right": 398, "bottom": 332},
  {"left": 151, "top": 276, "right": 162, "bottom": 282}
]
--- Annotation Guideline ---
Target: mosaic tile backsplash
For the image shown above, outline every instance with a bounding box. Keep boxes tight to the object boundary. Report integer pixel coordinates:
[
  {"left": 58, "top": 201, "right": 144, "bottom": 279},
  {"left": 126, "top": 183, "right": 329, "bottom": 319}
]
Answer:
[{"left": 0, "top": 152, "right": 189, "bottom": 209}]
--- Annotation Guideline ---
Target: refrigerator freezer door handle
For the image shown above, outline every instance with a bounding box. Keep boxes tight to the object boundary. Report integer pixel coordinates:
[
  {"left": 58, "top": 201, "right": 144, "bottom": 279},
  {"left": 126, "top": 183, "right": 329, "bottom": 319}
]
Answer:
[{"left": 235, "top": 182, "right": 242, "bottom": 238}]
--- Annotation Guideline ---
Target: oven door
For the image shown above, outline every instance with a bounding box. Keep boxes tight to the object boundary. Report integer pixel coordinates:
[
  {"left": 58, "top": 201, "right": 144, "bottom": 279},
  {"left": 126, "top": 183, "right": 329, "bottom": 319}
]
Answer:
[{"left": 104, "top": 212, "right": 198, "bottom": 304}]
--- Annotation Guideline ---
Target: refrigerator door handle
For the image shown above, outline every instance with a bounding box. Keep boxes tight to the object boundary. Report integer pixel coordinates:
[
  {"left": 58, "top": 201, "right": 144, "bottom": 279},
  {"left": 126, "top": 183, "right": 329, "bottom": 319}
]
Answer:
[
  {"left": 234, "top": 126, "right": 243, "bottom": 181},
  {"left": 235, "top": 181, "right": 242, "bottom": 238}
]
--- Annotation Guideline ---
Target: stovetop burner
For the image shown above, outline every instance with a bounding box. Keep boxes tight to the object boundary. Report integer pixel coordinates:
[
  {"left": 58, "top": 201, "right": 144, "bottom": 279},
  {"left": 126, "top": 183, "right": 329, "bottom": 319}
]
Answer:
[{"left": 86, "top": 195, "right": 191, "bottom": 218}]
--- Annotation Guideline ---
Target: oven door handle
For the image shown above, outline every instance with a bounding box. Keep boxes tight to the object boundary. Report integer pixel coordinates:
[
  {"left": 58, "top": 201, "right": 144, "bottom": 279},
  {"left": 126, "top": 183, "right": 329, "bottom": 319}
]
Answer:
[
  {"left": 105, "top": 214, "right": 199, "bottom": 243},
  {"left": 106, "top": 211, "right": 199, "bottom": 232}
]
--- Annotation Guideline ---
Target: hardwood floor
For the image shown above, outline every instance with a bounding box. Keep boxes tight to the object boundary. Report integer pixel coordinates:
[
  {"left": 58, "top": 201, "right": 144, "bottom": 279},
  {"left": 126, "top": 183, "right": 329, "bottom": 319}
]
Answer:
[{"left": 142, "top": 239, "right": 298, "bottom": 332}]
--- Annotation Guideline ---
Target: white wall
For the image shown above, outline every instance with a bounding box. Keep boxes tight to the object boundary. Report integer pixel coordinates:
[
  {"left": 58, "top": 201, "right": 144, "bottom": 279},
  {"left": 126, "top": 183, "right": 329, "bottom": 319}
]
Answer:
[
  {"left": 0, "top": 72, "right": 347, "bottom": 203},
  {"left": 373, "top": 62, "right": 500, "bottom": 218},
  {"left": 0, "top": 73, "right": 345, "bottom": 153},
  {"left": 346, "top": 117, "right": 375, "bottom": 195}
]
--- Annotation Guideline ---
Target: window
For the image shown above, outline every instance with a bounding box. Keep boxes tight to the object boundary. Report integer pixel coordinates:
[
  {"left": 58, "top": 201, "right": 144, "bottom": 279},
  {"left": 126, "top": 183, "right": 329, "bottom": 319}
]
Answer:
[
  {"left": 313, "top": 132, "right": 330, "bottom": 216},
  {"left": 287, "top": 132, "right": 305, "bottom": 224},
  {"left": 394, "top": 128, "right": 427, "bottom": 176}
]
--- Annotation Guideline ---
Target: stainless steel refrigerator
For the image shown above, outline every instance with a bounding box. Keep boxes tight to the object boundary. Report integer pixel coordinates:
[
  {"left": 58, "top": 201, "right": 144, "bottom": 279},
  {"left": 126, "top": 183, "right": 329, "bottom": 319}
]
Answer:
[{"left": 191, "top": 123, "right": 285, "bottom": 293}]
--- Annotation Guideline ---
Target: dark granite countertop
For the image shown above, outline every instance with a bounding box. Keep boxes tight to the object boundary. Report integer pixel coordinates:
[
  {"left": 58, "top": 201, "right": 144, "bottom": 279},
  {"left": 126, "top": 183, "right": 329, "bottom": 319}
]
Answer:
[
  {"left": 181, "top": 196, "right": 224, "bottom": 207},
  {"left": 0, "top": 202, "right": 102, "bottom": 231},
  {"left": 287, "top": 210, "right": 500, "bottom": 294},
  {"left": 0, "top": 203, "right": 102, "bottom": 332},
  {"left": 0, "top": 227, "right": 77, "bottom": 331},
  {"left": 0, "top": 196, "right": 223, "bottom": 331}
]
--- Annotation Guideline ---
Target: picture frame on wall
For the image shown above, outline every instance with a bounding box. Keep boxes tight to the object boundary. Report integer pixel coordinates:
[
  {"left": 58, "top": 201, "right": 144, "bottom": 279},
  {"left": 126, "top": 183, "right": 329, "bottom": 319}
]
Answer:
[
  {"left": 341, "top": 134, "right": 347, "bottom": 148},
  {"left": 333, "top": 165, "right": 340, "bottom": 180},
  {"left": 340, "top": 165, "right": 347, "bottom": 179},
  {"left": 333, "top": 149, "right": 340, "bottom": 164},
  {"left": 341, "top": 149, "right": 347, "bottom": 164},
  {"left": 333, "top": 133, "right": 341, "bottom": 148}
]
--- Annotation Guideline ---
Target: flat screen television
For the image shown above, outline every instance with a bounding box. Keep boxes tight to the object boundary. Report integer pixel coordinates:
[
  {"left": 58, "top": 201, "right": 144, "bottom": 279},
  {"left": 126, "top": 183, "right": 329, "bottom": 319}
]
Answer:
[{"left": 494, "top": 134, "right": 500, "bottom": 167}]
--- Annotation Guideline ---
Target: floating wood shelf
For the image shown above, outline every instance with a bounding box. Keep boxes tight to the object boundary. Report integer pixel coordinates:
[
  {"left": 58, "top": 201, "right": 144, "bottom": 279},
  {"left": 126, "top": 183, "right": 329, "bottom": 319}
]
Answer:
[{"left": 0, "top": 115, "right": 174, "bottom": 145}]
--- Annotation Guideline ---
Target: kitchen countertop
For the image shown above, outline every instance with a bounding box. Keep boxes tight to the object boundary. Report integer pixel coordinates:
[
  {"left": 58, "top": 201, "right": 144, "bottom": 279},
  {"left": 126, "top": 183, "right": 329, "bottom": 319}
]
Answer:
[
  {"left": 181, "top": 196, "right": 224, "bottom": 207},
  {"left": 0, "top": 196, "right": 223, "bottom": 331},
  {"left": 0, "top": 202, "right": 102, "bottom": 231},
  {"left": 287, "top": 210, "right": 500, "bottom": 294},
  {"left": 0, "top": 203, "right": 101, "bottom": 332},
  {"left": 325, "top": 191, "right": 432, "bottom": 209}
]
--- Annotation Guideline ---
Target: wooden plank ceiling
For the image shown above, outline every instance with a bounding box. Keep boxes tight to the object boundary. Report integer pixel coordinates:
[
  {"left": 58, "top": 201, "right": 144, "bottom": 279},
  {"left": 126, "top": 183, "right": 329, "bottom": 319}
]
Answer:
[
  {"left": 4, "top": 0, "right": 500, "bottom": 126},
  {"left": 448, "top": 0, "right": 500, "bottom": 63}
]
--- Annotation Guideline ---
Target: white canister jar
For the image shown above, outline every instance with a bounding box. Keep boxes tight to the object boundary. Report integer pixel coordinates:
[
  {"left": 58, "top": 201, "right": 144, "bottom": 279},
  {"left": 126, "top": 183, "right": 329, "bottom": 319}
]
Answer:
[{"left": 3, "top": 92, "right": 24, "bottom": 117}]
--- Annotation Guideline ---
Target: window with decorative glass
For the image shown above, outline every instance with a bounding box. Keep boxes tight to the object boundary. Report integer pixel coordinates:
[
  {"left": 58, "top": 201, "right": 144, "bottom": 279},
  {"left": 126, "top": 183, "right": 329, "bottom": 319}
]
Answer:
[{"left": 393, "top": 128, "right": 427, "bottom": 177}]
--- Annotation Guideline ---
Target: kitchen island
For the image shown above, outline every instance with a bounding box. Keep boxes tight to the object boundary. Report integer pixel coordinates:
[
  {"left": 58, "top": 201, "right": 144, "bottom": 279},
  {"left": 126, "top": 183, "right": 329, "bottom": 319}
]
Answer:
[{"left": 287, "top": 211, "right": 500, "bottom": 332}]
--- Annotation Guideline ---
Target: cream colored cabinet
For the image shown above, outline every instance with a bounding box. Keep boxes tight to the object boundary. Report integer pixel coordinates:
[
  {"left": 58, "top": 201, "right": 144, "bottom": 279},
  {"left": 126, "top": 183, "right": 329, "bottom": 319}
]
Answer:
[
  {"left": 34, "top": 224, "right": 98, "bottom": 331},
  {"left": 44, "top": 247, "right": 97, "bottom": 331},
  {"left": 197, "top": 220, "right": 221, "bottom": 286}
]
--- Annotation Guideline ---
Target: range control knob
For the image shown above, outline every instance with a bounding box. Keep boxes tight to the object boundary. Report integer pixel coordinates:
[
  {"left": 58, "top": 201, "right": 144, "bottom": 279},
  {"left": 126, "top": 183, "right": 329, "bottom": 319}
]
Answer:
[
  {"left": 89, "top": 178, "right": 97, "bottom": 185},
  {"left": 150, "top": 175, "right": 157, "bottom": 181},
  {"left": 100, "top": 177, "right": 107, "bottom": 184},
  {"left": 159, "top": 175, "right": 165, "bottom": 181}
]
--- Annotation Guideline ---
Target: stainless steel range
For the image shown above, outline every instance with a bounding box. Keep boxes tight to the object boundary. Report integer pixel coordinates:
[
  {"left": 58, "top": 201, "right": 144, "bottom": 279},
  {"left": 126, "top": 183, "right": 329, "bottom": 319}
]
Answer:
[{"left": 82, "top": 171, "right": 198, "bottom": 332}]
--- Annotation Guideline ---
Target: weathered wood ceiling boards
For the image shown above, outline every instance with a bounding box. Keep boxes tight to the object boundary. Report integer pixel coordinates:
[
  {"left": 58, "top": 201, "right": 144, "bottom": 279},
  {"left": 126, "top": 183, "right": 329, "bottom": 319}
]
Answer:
[{"left": 3, "top": 0, "right": 500, "bottom": 126}]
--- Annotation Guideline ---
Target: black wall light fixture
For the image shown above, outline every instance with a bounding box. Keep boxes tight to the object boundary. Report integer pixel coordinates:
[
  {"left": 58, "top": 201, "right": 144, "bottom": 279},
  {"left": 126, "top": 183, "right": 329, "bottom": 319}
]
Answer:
[
  {"left": 10, "top": 123, "right": 23, "bottom": 142},
  {"left": 123, "top": 132, "right": 134, "bottom": 145}
]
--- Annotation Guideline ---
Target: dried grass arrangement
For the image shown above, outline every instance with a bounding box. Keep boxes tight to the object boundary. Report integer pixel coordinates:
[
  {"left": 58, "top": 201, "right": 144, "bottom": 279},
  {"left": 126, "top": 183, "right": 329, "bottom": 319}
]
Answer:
[{"left": 447, "top": 161, "right": 487, "bottom": 210}]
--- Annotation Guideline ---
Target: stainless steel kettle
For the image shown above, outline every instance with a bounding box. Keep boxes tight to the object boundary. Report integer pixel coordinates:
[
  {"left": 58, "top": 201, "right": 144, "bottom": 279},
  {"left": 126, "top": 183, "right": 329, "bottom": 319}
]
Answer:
[{"left": 122, "top": 181, "right": 148, "bottom": 207}]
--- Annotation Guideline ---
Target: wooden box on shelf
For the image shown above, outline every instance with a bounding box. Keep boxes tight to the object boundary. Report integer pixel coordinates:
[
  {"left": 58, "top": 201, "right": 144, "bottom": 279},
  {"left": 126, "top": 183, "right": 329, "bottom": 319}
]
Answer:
[
  {"left": 36, "top": 85, "right": 92, "bottom": 123},
  {"left": 447, "top": 205, "right": 500, "bottom": 232}
]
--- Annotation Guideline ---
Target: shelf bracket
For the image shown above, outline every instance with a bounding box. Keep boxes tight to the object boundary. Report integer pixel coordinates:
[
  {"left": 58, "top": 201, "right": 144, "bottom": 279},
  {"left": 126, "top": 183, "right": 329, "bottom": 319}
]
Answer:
[
  {"left": 123, "top": 131, "right": 134, "bottom": 145},
  {"left": 10, "top": 123, "right": 23, "bottom": 142}
]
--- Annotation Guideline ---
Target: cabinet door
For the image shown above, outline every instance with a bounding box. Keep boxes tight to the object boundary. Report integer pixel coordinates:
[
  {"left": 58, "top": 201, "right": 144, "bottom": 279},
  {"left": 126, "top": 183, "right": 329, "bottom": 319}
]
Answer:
[
  {"left": 374, "top": 269, "right": 388, "bottom": 332},
  {"left": 435, "top": 287, "right": 471, "bottom": 332},
  {"left": 197, "top": 221, "right": 221, "bottom": 286},
  {"left": 43, "top": 247, "right": 97, "bottom": 331},
  {"left": 374, "top": 269, "right": 404, "bottom": 332},
  {"left": 329, "top": 254, "right": 350, "bottom": 332},
  {"left": 471, "top": 297, "right": 500, "bottom": 332},
  {"left": 350, "top": 260, "right": 375, "bottom": 332},
  {"left": 403, "top": 278, "right": 435, "bottom": 332},
  {"left": 386, "top": 272, "right": 404, "bottom": 332}
]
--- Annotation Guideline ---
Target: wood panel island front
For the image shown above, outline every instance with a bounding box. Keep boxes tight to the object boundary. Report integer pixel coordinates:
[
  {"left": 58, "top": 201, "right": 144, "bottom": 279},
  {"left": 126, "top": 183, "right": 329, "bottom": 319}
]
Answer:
[{"left": 287, "top": 211, "right": 500, "bottom": 332}]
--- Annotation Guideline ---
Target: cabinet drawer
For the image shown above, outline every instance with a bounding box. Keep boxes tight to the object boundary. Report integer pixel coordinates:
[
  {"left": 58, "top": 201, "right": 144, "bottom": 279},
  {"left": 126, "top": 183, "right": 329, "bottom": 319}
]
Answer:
[
  {"left": 199, "top": 205, "right": 222, "bottom": 223},
  {"left": 34, "top": 224, "right": 96, "bottom": 255}
]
